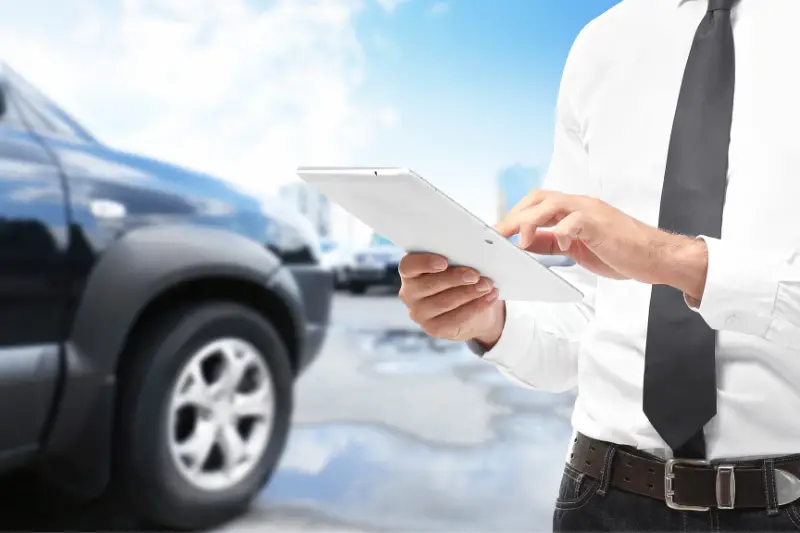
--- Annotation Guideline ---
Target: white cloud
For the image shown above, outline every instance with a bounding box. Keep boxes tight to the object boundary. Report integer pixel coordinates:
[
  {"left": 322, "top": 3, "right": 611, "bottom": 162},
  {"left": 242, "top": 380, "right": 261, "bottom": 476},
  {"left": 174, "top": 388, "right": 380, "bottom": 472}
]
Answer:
[
  {"left": 377, "top": 107, "right": 399, "bottom": 129},
  {"left": 0, "top": 0, "right": 394, "bottom": 198},
  {"left": 428, "top": 1, "right": 450, "bottom": 16},
  {"left": 376, "top": 0, "right": 410, "bottom": 13}
]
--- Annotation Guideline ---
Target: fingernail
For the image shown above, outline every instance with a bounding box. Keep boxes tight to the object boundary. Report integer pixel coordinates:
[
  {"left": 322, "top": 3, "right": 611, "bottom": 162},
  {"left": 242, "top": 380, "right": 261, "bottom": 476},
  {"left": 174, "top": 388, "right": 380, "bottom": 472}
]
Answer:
[
  {"left": 476, "top": 279, "right": 491, "bottom": 292},
  {"left": 462, "top": 270, "right": 479, "bottom": 283},
  {"left": 486, "top": 289, "right": 499, "bottom": 301},
  {"left": 557, "top": 236, "right": 571, "bottom": 251},
  {"left": 432, "top": 258, "right": 448, "bottom": 271}
]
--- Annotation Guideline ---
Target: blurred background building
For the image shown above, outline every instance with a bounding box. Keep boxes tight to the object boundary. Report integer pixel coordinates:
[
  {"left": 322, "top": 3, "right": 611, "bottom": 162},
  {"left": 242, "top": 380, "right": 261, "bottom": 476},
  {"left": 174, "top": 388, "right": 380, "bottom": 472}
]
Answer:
[
  {"left": 278, "top": 181, "right": 372, "bottom": 246},
  {"left": 496, "top": 164, "right": 543, "bottom": 220},
  {"left": 278, "top": 182, "right": 332, "bottom": 238}
]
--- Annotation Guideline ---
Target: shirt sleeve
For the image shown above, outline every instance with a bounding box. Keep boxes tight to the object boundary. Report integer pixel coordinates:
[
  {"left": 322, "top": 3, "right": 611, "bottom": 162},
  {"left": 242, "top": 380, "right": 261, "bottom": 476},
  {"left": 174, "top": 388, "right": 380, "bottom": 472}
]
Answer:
[
  {"left": 693, "top": 236, "right": 800, "bottom": 350},
  {"left": 474, "top": 27, "right": 599, "bottom": 393}
]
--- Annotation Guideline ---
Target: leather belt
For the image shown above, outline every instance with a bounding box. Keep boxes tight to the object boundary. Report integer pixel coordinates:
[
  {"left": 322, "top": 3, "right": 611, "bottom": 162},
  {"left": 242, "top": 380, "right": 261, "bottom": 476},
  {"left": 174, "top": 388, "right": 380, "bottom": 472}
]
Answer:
[{"left": 568, "top": 433, "right": 800, "bottom": 511}]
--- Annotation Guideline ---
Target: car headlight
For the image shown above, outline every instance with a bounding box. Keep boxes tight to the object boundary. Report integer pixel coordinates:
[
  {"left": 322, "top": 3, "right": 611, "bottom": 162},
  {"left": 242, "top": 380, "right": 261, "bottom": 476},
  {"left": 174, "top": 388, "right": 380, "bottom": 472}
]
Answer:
[
  {"left": 261, "top": 200, "right": 322, "bottom": 264},
  {"left": 265, "top": 219, "right": 306, "bottom": 253},
  {"left": 264, "top": 219, "right": 319, "bottom": 265}
]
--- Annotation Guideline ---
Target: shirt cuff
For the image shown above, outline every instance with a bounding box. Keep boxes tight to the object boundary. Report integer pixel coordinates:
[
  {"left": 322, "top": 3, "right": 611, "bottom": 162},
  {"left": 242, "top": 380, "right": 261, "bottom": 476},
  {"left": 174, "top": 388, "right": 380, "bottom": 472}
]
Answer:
[
  {"left": 465, "top": 338, "right": 489, "bottom": 356},
  {"left": 693, "top": 236, "right": 781, "bottom": 335},
  {"left": 468, "top": 301, "right": 533, "bottom": 367}
]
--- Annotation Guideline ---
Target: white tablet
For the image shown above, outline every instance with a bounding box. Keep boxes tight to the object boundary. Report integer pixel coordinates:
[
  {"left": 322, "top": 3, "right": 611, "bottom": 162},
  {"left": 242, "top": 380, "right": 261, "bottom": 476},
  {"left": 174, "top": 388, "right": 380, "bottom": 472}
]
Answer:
[{"left": 296, "top": 167, "right": 583, "bottom": 303}]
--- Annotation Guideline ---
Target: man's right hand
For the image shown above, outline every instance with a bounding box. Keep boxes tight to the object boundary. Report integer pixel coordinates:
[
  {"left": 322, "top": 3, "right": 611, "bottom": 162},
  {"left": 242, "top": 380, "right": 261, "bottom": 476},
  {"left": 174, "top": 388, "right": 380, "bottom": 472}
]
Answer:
[{"left": 397, "top": 253, "right": 506, "bottom": 348}]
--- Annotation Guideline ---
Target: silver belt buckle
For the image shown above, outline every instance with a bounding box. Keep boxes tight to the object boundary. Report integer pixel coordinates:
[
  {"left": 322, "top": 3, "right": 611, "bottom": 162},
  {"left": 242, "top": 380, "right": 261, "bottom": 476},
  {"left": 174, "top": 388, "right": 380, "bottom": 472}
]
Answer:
[{"left": 665, "top": 458, "right": 712, "bottom": 511}]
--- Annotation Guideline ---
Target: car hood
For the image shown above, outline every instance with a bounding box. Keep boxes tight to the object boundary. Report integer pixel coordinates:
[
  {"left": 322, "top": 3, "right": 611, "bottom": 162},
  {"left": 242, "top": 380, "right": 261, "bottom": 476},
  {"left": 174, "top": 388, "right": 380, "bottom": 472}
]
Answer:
[{"left": 107, "top": 149, "right": 263, "bottom": 211}]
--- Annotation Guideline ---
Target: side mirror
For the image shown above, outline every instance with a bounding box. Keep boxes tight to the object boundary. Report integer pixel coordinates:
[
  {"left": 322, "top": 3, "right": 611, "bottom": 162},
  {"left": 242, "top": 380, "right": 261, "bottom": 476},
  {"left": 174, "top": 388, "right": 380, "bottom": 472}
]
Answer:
[{"left": 0, "top": 87, "right": 6, "bottom": 118}]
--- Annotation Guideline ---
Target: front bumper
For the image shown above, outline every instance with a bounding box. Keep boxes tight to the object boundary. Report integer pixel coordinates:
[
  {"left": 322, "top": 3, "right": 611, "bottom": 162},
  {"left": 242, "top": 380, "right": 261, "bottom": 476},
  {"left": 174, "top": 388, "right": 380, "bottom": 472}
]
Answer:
[
  {"left": 286, "top": 264, "right": 334, "bottom": 372},
  {"left": 348, "top": 263, "right": 400, "bottom": 285}
]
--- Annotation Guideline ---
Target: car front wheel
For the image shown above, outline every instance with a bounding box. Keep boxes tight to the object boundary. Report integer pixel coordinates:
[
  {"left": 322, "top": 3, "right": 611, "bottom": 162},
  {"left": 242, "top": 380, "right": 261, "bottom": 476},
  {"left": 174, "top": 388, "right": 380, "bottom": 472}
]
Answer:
[{"left": 115, "top": 301, "right": 293, "bottom": 530}]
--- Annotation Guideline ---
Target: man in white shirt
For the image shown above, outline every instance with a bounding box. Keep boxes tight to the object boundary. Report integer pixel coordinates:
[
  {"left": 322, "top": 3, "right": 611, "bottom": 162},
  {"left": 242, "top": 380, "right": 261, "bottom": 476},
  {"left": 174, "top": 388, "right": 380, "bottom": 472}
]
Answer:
[{"left": 398, "top": 0, "right": 800, "bottom": 531}]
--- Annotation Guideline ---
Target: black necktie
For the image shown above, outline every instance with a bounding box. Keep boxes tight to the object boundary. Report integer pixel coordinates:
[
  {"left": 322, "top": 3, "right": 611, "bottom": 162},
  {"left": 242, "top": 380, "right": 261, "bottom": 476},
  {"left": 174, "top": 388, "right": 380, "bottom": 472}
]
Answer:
[{"left": 642, "top": 0, "right": 736, "bottom": 458}]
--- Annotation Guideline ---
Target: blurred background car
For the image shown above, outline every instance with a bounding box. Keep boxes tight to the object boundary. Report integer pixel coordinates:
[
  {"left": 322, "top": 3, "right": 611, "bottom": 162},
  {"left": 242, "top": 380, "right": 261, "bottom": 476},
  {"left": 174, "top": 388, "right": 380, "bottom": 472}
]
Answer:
[
  {"left": 531, "top": 253, "right": 575, "bottom": 268},
  {"left": 347, "top": 234, "right": 405, "bottom": 295},
  {"left": 319, "top": 238, "right": 355, "bottom": 290}
]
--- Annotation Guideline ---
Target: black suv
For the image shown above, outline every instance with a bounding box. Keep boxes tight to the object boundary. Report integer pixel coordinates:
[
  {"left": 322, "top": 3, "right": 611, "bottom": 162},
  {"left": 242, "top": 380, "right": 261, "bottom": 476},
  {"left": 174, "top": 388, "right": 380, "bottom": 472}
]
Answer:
[{"left": 0, "top": 66, "right": 333, "bottom": 529}]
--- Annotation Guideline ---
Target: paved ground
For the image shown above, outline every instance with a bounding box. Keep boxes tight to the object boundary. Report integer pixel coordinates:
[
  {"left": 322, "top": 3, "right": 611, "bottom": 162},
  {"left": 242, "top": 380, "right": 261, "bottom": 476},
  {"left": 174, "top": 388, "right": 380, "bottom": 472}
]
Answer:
[
  {"left": 241, "top": 291, "right": 576, "bottom": 532},
  {"left": 0, "top": 290, "right": 576, "bottom": 532}
]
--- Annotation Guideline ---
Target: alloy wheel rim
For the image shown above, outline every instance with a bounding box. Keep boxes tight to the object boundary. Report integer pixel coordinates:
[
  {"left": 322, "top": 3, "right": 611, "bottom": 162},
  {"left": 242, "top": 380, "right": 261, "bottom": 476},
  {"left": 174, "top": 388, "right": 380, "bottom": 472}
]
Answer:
[{"left": 167, "top": 337, "right": 274, "bottom": 491}]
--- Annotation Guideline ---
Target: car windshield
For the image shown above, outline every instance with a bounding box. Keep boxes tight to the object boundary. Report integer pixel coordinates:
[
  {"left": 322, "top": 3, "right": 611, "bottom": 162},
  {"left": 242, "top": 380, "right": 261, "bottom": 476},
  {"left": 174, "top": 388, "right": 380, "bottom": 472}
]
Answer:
[
  {"left": 320, "top": 240, "right": 338, "bottom": 253},
  {"left": 371, "top": 234, "right": 393, "bottom": 246},
  {"left": 1, "top": 63, "right": 97, "bottom": 143}
]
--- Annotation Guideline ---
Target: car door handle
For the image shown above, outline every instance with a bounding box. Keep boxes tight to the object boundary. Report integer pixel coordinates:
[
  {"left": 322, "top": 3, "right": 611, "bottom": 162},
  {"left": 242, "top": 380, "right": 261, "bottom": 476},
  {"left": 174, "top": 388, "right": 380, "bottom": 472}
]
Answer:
[{"left": 90, "top": 199, "right": 127, "bottom": 219}]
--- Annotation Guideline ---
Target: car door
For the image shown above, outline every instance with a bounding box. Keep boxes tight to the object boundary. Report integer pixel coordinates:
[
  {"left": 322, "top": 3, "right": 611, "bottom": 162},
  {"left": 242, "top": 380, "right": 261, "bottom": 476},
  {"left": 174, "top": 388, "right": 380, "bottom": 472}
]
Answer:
[{"left": 0, "top": 83, "right": 68, "bottom": 459}]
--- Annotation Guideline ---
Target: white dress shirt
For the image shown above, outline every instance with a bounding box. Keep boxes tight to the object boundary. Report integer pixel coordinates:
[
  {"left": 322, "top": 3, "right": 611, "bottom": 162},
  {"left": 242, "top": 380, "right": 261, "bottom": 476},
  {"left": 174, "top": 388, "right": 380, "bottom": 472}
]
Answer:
[{"left": 479, "top": 0, "right": 800, "bottom": 461}]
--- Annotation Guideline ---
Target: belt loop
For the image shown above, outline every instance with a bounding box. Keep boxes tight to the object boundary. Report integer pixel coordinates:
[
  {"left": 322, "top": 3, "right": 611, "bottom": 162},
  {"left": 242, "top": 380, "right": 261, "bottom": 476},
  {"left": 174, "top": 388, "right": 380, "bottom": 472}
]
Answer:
[
  {"left": 764, "top": 458, "right": 780, "bottom": 516},
  {"left": 596, "top": 443, "right": 617, "bottom": 496}
]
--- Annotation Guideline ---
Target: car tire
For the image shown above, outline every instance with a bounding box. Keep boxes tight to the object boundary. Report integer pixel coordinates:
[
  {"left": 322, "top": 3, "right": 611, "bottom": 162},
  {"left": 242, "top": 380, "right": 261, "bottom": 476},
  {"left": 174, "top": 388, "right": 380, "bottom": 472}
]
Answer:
[
  {"left": 333, "top": 271, "right": 348, "bottom": 290},
  {"left": 349, "top": 283, "right": 367, "bottom": 295},
  {"left": 114, "top": 301, "right": 293, "bottom": 530}
]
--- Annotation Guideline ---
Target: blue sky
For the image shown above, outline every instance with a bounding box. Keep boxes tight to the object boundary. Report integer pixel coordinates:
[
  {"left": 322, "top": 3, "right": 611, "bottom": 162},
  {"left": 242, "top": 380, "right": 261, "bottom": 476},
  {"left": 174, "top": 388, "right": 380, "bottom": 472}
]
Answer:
[
  {"left": 348, "top": 0, "right": 620, "bottom": 220},
  {"left": 0, "top": 0, "right": 619, "bottom": 226}
]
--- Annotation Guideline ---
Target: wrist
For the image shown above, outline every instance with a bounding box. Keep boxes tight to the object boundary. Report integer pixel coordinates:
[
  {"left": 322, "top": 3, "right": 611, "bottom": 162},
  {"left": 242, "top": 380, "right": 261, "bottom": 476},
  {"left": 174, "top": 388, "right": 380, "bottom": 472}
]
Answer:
[
  {"left": 473, "top": 300, "right": 506, "bottom": 350},
  {"left": 657, "top": 233, "right": 709, "bottom": 302}
]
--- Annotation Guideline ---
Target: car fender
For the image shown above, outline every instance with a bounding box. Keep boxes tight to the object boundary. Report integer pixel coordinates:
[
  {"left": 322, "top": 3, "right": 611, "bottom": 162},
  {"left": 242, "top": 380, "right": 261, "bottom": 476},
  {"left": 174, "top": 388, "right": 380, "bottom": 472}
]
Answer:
[{"left": 40, "top": 224, "right": 304, "bottom": 498}]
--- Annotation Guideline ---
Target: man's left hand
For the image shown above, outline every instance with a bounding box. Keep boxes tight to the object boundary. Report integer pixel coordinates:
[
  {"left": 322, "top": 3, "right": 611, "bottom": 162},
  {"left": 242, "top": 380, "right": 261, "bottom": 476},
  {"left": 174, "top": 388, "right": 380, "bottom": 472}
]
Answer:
[{"left": 494, "top": 190, "right": 709, "bottom": 301}]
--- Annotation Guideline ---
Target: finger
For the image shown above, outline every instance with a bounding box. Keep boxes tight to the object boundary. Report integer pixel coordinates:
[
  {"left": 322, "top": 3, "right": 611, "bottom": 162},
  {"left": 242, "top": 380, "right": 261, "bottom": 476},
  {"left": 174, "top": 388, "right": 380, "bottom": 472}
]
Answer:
[
  {"left": 411, "top": 277, "right": 494, "bottom": 323},
  {"left": 506, "top": 189, "right": 550, "bottom": 218},
  {"left": 400, "top": 266, "right": 481, "bottom": 302},
  {"left": 551, "top": 211, "right": 585, "bottom": 251},
  {"left": 521, "top": 231, "right": 562, "bottom": 255},
  {"left": 518, "top": 221, "right": 539, "bottom": 251},
  {"left": 494, "top": 210, "right": 525, "bottom": 238},
  {"left": 398, "top": 253, "right": 448, "bottom": 279},
  {"left": 498, "top": 201, "right": 563, "bottom": 245},
  {"left": 422, "top": 289, "right": 500, "bottom": 339},
  {"left": 494, "top": 190, "right": 552, "bottom": 236}
]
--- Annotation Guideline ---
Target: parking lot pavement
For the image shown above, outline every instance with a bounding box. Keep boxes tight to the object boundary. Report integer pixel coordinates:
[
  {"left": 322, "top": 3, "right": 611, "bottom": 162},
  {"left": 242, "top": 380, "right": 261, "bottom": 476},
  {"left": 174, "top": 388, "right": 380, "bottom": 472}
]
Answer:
[
  {"left": 0, "top": 293, "right": 575, "bottom": 531},
  {"left": 244, "top": 293, "right": 576, "bottom": 532}
]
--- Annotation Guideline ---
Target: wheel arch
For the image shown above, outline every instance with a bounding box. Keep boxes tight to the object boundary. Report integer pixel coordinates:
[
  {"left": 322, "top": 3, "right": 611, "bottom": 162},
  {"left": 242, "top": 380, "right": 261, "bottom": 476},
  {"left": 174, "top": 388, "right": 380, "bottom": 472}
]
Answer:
[
  {"left": 39, "top": 224, "right": 305, "bottom": 498},
  {"left": 116, "top": 275, "right": 303, "bottom": 377}
]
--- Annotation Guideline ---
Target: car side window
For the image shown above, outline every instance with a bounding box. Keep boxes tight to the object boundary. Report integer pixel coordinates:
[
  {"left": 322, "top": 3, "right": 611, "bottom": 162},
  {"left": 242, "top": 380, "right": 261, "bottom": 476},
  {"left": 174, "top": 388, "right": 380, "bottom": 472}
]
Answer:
[
  {"left": 0, "top": 85, "right": 56, "bottom": 136},
  {"left": 4, "top": 73, "right": 91, "bottom": 142},
  {"left": 0, "top": 87, "right": 26, "bottom": 128},
  {"left": 5, "top": 92, "right": 52, "bottom": 133}
]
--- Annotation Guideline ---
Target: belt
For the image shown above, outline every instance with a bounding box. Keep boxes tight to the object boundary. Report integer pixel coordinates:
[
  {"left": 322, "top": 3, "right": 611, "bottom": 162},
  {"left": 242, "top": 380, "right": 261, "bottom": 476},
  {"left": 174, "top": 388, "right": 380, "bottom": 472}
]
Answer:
[{"left": 569, "top": 433, "right": 800, "bottom": 511}]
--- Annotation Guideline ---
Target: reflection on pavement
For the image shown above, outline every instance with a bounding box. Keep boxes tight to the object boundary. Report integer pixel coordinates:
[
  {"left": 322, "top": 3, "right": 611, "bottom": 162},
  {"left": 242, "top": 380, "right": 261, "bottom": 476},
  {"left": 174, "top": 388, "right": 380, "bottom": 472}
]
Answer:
[
  {"left": 260, "top": 326, "right": 576, "bottom": 532},
  {"left": 357, "top": 328, "right": 474, "bottom": 376},
  {"left": 364, "top": 328, "right": 465, "bottom": 354}
]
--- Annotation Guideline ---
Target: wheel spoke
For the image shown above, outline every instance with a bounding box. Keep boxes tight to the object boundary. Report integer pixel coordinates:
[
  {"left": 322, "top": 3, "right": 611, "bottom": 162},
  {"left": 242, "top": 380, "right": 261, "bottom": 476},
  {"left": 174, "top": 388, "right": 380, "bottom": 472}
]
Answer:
[
  {"left": 232, "top": 390, "right": 271, "bottom": 418},
  {"left": 210, "top": 344, "right": 252, "bottom": 397},
  {"left": 219, "top": 424, "right": 247, "bottom": 473},
  {"left": 176, "top": 420, "right": 217, "bottom": 471},
  {"left": 176, "top": 364, "right": 213, "bottom": 408}
]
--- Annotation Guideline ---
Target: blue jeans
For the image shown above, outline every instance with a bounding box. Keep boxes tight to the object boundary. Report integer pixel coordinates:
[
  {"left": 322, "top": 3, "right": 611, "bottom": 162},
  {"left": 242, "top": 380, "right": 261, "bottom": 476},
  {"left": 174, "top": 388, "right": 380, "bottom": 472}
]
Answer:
[{"left": 553, "top": 463, "right": 800, "bottom": 532}]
